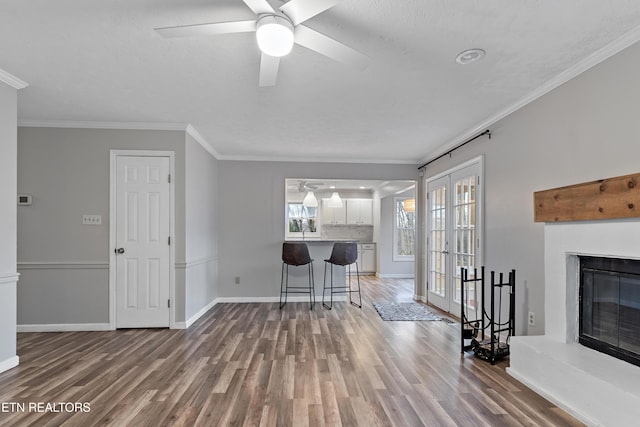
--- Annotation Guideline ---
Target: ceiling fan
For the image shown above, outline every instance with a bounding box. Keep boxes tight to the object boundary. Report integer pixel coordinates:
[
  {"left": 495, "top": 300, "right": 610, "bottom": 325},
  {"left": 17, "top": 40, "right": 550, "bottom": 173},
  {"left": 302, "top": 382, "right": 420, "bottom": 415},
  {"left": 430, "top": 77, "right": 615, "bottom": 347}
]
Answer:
[
  {"left": 298, "top": 180, "right": 324, "bottom": 191},
  {"left": 155, "top": 0, "right": 369, "bottom": 86}
]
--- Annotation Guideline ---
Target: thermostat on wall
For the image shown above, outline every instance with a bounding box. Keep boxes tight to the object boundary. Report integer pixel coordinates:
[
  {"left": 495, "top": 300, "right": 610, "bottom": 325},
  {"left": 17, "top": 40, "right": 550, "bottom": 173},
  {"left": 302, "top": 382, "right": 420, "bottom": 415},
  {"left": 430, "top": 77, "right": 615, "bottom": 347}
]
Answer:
[{"left": 18, "top": 195, "right": 32, "bottom": 205}]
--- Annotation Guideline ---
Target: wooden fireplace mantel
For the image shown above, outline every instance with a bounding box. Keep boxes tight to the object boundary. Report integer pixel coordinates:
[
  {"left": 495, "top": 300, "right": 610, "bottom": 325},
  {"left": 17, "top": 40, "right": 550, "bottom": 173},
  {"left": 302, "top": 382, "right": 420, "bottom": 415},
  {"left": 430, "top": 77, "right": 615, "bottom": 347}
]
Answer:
[{"left": 534, "top": 172, "right": 640, "bottom": 222}]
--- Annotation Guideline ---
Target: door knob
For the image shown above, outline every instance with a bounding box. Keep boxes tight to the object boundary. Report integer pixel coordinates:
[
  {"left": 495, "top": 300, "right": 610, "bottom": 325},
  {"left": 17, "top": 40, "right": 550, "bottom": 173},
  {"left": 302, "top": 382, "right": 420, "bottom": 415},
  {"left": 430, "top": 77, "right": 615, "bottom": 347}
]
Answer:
[{"left": 115, "top": 248, "right": 125, "bottom": 254}]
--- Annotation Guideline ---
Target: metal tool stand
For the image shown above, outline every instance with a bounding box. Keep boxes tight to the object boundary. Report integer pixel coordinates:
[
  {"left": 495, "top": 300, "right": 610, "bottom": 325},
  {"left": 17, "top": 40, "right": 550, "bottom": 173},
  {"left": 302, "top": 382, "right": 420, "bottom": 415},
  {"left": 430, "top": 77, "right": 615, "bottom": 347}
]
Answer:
[{"left": 461, "top": 267, "right": 516, "bottom": 364}]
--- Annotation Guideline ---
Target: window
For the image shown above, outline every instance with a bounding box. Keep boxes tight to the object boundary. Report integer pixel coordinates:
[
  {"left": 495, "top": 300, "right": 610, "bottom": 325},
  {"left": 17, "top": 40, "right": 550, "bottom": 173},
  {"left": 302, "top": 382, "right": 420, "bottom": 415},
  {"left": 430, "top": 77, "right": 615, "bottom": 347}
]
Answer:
[
  {"left": 394, "top": 197, "right": 415, "bottom": 261},
  {"left": 287, "top": 203, "right": 318, "bottom": 237}
]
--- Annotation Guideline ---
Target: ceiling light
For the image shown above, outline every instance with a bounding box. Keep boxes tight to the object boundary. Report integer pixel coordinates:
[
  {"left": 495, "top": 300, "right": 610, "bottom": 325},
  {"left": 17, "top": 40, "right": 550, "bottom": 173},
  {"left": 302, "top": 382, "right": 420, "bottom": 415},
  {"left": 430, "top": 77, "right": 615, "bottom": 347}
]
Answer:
[
  {"left": 455, "top": 48, "right": 486, "bottom": 65},
  {"left": 359, "top": 186, "right": 365, "bottom": 189},
  {"left": 302, "top": 191, "right": 318, "bottom": 208},
  {"left": 256, "top": 15, "right": 294, "bottom": 57},
  {"left": 404, "top": 198, "right": 415, "bottom": 213},
  {"left": 328, "top": 192, "right": 343, "bottom": 208},
  {"left": 329, "top": 186, "right": 336, "bottom": 189}
]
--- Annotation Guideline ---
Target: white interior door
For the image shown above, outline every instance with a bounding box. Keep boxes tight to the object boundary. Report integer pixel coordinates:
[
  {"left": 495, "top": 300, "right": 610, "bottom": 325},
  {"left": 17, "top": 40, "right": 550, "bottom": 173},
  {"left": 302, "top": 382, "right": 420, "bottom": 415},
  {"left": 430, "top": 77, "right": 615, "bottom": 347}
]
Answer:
[
  {"left": 115, "top": 155, "right": 171, "bottom": 328},
  {"left": 426, "top": 159, "right": 482, "bottom": 315}
]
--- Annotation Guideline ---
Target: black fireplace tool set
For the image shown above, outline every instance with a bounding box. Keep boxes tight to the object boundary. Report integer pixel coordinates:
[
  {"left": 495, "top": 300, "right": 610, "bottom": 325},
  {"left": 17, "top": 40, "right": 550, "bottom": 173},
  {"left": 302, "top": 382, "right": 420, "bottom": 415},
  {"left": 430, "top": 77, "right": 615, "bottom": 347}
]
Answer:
[{"left": 460, "top": 267, "right": 516, "bottom": 365}]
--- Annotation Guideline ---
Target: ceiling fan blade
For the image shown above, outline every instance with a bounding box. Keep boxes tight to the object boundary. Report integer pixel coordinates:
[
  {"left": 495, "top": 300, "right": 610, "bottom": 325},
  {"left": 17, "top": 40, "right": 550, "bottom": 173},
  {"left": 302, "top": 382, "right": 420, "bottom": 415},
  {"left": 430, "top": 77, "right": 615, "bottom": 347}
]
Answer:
[
  {"left": 280, "top": 0, "right": 340, "bottom": 26},
  {"left": 155, "top": 20, "right": 256, "bottom": 38},
  {"left": 259, "top": 54, "right": 280, "bottom": 87},
  {"left": 294, "top": 25, "right": 369, "bottom": 70},
  {"left": 242, "top": 0, "right": 276, "bottom": 15}
]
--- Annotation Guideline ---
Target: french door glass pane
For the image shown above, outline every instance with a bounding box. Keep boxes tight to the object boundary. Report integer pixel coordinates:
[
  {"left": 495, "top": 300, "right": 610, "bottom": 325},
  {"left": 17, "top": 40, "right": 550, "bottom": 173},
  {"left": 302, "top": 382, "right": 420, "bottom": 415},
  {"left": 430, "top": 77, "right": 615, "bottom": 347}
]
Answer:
[
  {"left": 453, "top": 175, "right": 476, "bottom": 307},
  {"left": 429, "top": 186, "right": 446, "bottom": 297}
]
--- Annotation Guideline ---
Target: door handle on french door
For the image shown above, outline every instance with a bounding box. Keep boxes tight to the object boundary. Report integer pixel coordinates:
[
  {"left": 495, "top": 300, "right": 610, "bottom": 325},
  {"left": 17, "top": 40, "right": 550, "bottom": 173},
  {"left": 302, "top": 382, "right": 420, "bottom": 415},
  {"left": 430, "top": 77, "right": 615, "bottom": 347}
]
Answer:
[
  {"left": 115, "top": 248, "right": 125, "bottom": 254},
  {"left": 442, "top": 250, "right": 449, "bottom": 254}
]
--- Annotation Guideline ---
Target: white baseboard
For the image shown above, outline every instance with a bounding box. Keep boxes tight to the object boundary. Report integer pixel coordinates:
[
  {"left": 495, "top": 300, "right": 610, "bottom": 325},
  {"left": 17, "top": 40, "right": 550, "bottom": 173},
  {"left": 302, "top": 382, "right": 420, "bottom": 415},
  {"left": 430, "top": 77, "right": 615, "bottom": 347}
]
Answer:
[
  {"left": 0, "top": 355, "right": 19, "bottom": 374},
  {"left": 184, "top": 298, "right": 219, "bottom": 329},
  {"left": 413, "top": 294, "right": 427, "bottom": 303},
  {"left": 172, "top": 322, "right": 187, "bottom": 329},
  {"left": 17, "top": 323, "right": 112, "bottom": 332},
  {"left": 375, "top": 273, "right": 414, "bottom": 279},
  {"left": 216, "top": 296, "right": 347, "bottom": 303}
]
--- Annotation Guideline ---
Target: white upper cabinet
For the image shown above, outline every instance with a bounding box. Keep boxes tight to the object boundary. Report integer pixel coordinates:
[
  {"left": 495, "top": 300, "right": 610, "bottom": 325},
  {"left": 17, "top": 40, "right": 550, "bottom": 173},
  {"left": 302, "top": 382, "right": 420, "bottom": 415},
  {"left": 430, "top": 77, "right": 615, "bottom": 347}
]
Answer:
[
  {"left": 321, "top": 198, "right": 347, "bottom": 225},
  {"left": 346, "top": 199, "right": 373, "bottom": 225}
]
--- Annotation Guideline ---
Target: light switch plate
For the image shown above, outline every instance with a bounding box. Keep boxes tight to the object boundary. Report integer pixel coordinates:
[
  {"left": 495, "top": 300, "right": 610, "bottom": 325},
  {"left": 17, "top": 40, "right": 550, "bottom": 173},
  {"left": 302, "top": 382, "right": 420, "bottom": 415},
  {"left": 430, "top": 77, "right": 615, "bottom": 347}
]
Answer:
[{"left": 82, "top": 215, "right": 102, "bottom": 225}]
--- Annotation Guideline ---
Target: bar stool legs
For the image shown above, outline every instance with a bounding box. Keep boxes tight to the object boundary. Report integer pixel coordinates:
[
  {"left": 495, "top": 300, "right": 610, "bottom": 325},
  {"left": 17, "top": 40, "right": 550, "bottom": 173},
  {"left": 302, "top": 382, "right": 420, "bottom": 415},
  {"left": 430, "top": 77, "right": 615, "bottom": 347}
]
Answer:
[
  {"left": 347, "top": 262, "right": 362, "bottom": 308},
  {"left": 279, "top": 262, "right": 314, "bottom": 309},
  {"left": 322, "top": 242, "right": 362, "bottom": 310}
]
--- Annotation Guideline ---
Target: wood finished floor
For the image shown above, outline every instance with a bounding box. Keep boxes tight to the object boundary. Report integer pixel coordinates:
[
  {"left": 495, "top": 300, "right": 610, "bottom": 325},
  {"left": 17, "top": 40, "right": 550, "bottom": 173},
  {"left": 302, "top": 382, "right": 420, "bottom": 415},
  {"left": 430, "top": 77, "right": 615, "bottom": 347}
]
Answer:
[{"left": 0, "top": 276, "right": 584, "bottom": 427}]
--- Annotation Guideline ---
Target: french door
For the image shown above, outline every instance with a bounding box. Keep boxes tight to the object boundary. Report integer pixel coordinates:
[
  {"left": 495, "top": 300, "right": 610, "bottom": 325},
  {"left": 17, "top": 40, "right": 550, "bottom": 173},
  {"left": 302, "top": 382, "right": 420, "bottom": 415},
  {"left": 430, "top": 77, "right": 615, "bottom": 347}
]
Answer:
[{"left": 426, "top": 158, "right": 482, "bottom": 315}]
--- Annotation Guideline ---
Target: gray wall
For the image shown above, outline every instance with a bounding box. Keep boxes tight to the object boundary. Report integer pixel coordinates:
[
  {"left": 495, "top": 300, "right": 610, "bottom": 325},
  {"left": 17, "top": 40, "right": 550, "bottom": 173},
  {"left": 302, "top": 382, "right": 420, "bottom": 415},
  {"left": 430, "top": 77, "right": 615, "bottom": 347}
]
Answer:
[
  {"left": 0, "top": 82, "right": 18, "bottom": 367},
  {"left": 218, "top": 161, "right": 417, "bottom": 298},
  {"left": 419, "top": 40, "right": 640, "bottom": 335},
  {"left": 17, "top": 128, "right": 186, "bottom": 325},
  {"left": 184, "top": 133, "right": 219, "bottom": 321},
  {"left": 378, "top": 189, "right": 415, "bottom": 277}
]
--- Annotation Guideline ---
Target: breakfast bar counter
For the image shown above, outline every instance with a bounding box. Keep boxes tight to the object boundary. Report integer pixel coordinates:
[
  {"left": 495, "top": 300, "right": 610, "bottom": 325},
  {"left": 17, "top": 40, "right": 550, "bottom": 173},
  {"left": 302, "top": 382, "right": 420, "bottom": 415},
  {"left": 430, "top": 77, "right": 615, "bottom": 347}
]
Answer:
[{"left": 282, "top": 240, "right": 355, "bottom": 299}]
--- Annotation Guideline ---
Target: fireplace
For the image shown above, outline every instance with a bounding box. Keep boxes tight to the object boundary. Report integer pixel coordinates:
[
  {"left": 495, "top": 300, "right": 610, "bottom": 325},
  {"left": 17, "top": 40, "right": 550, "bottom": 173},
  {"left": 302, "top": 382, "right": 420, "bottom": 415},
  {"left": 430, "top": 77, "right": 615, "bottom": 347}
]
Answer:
[
  {"left": 507, "top": 220, "right": 640, "bottom": 426},
  {"left": 580, "top": 256, "right": 640, "bottom": 367}
]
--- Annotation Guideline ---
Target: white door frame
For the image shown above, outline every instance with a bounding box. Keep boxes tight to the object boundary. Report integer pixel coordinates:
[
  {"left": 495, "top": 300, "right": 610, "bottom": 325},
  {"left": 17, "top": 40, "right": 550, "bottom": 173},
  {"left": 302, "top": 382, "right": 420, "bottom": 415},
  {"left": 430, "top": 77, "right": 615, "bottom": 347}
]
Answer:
[
  {"left": 424, "top": 155, "right": 484, "bottom": 312},
  {"left": 109, "top": 150, "right": 176, "bottom": 329}
]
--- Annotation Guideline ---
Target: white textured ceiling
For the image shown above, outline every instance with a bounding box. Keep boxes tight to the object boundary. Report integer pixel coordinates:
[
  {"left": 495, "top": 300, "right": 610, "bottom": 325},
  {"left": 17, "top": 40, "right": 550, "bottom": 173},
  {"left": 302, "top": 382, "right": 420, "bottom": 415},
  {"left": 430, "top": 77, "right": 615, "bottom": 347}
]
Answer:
[{"left": 2, "top": 0, "right": 640, "bottom": 163}]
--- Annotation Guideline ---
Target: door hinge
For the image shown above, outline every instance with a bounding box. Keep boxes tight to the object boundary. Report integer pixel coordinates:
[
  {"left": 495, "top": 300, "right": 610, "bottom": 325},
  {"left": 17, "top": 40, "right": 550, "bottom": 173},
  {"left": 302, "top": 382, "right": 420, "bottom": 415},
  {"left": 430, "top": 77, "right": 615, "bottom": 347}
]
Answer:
[
  {"left": 168, "top": 174, "right": 171, "bottom": 184},
  {"left": 168, "top": 236, "right": 171, "bottom": 245},
  {"left": 168, "top": 299, "right": 171, "bottom": 308}
]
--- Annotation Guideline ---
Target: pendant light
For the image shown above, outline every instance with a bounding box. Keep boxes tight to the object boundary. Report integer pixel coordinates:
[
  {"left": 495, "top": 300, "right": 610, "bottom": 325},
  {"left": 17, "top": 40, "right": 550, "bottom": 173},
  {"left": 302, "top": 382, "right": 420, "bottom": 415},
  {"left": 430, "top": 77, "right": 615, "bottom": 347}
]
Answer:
[
  {"left": 328, "top": 191, "right": 343, "bottom": 208},
  {"left": 404, "top": 198, "right": 415, "bottom": 213},
  {"left": 302, "top": 191, "right": 318, "bottom": 208}
]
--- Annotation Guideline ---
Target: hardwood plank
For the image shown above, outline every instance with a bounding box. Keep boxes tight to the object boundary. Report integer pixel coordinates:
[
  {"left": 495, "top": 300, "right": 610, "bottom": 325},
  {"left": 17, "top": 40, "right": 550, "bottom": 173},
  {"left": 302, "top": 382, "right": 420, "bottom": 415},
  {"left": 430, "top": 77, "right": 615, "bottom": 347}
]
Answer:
[{"left": 0, "top": 276, "right": 583, "bottom": 426}]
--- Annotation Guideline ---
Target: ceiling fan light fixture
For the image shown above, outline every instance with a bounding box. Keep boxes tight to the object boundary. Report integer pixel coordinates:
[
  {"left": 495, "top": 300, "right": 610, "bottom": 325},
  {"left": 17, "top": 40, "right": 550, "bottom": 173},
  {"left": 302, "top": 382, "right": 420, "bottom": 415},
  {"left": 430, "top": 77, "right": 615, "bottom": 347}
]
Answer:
[{"left": 256, "top": 15, "right": 294, "bottom": 57}]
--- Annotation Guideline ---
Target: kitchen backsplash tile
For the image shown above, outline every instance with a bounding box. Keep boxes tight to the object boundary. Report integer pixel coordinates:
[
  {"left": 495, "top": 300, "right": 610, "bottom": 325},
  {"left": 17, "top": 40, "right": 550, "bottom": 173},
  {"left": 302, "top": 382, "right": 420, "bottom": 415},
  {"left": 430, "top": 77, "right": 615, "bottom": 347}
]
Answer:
[{"left": 321, "top": 225, "right": 373, "bottom": 242}]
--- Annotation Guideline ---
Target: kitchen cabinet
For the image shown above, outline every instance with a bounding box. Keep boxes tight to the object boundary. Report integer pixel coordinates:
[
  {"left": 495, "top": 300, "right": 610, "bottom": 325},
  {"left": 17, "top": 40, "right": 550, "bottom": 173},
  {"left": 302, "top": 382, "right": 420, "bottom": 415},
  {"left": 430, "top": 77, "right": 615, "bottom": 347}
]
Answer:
[
  {"left": 346, "top": 199, "right": 373, "bottom": 225},
  {"left": 321, "top": 198, "right": 346, "bottom": 225},
  {"left": 358, "top": 243, "right": 376, "bottom": 273}
]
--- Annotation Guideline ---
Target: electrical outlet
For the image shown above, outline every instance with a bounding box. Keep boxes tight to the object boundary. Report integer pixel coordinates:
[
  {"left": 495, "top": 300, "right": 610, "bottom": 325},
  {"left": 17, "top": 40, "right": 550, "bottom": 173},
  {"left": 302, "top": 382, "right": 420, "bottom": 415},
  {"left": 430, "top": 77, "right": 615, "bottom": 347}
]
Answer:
[
  {"left": 235, "top": 276, "right": 240, "bottom": 285},
  {"left": 528, "top": 311, "right": 536, "bottom": 326},
  {"left": 82, "top": 215, "right": 102, "bottom": 225}
]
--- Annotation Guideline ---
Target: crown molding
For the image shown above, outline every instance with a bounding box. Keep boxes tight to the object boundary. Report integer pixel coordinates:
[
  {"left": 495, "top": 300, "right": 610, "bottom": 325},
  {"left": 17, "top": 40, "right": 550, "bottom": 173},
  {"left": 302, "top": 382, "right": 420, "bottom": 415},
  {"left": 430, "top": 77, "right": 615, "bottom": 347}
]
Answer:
[
  {"left": 217, "top": 153, "right": 418, "bottom": 165},
  {"left": 17, "top": 120, "right": 222, "bottom": 161},
  {"left": 17, "top": 120, "right": 186, "bottom": 131},
  {"left": 0, "top": 69, "right": 28, "bottom": 89},
  {"left": 418, "top": 24, "right": 640, "bottom": 165},
  {"left": 186, "top": 124, "right": 221, "bottom": 159}
]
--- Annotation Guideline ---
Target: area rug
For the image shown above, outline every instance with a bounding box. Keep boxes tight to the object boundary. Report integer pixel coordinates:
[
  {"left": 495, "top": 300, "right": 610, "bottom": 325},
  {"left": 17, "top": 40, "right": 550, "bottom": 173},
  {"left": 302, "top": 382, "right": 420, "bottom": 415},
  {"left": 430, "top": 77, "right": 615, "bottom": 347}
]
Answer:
[{"left": 372, "top": 302, "right": 447, "bottom": 321}]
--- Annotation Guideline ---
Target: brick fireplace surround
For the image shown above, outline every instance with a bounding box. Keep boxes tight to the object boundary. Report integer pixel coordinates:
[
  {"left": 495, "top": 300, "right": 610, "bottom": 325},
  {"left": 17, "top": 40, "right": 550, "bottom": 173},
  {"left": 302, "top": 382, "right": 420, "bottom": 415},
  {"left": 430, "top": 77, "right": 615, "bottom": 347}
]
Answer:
[{"left": 507, "top": 219, "right": 640, "bottom": 426}]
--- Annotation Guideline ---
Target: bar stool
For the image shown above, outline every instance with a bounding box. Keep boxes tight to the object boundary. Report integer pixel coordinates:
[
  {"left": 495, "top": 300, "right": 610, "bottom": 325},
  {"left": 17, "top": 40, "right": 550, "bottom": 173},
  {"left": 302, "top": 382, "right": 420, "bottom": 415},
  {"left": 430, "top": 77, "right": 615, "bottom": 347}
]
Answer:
[
  {"left": 280, "top": 242, "right": 315, "bottom": 309},
  {"left": 322, "top": 242, "right": 362, "bottom": 310}
]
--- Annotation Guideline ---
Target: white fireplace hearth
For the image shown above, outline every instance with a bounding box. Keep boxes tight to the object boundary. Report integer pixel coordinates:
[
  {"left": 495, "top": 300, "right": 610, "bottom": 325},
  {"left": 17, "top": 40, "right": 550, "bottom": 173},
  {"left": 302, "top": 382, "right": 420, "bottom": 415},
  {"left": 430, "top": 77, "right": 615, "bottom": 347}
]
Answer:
[{"left": 507, "top": 219, "right": 640, "bottom": 426}]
